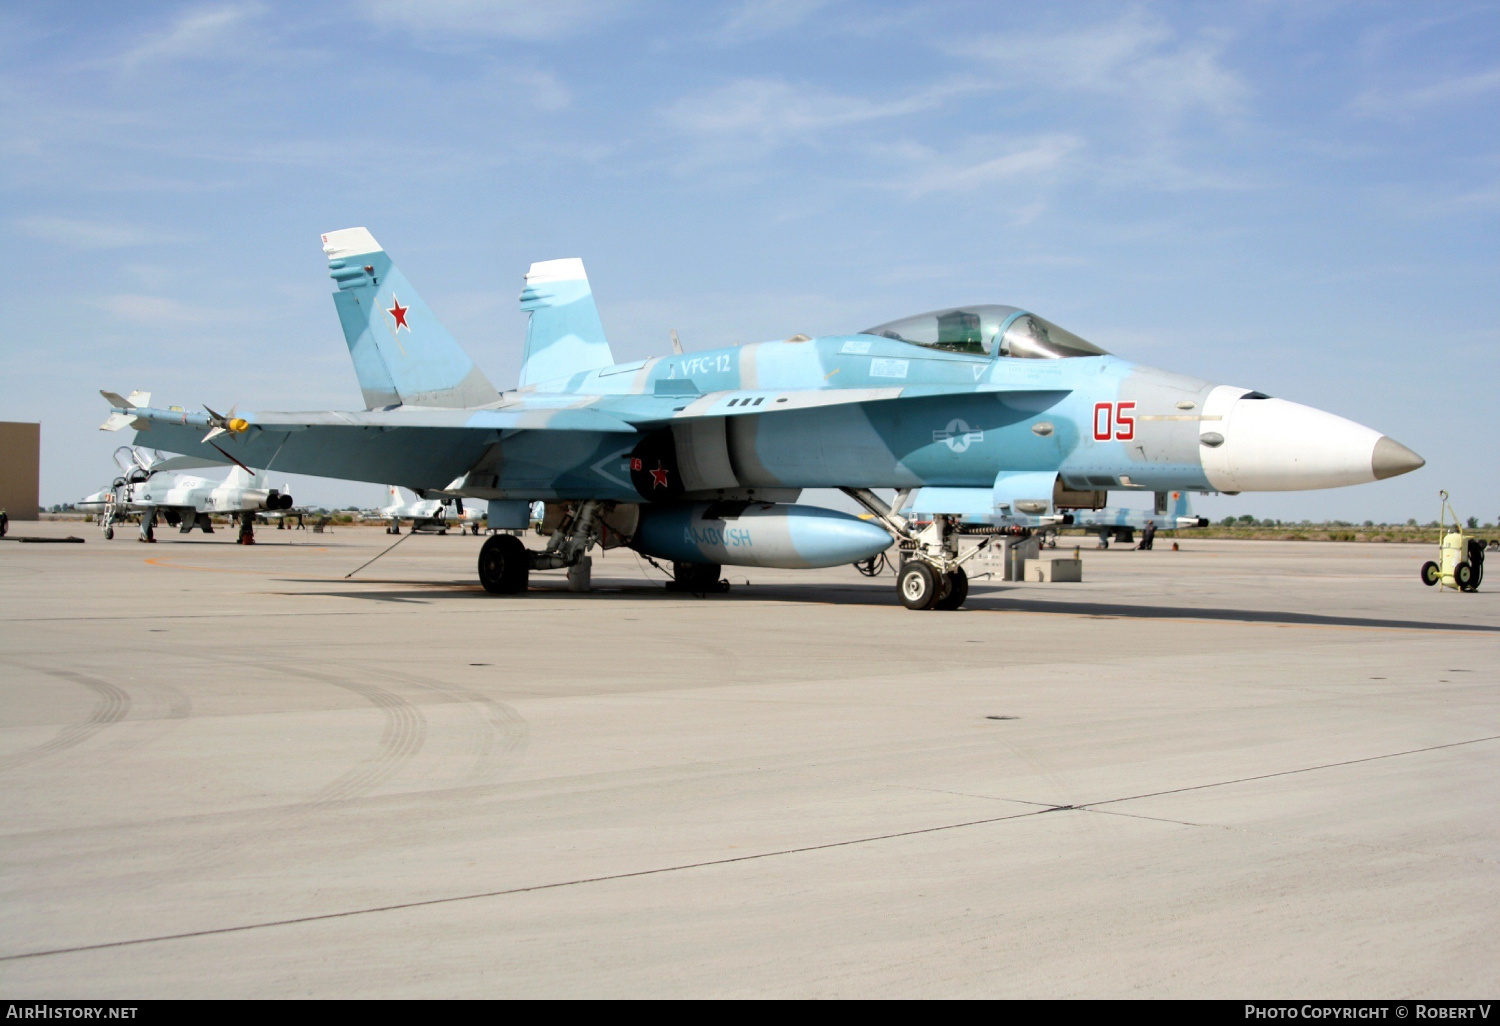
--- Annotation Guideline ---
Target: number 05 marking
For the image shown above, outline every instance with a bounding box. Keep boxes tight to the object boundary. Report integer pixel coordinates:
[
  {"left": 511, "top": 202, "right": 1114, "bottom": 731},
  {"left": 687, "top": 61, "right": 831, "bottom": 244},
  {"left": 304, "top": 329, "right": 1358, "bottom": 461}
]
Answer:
[{"left": 1093, "top": 402, "right": 1135, "bottom": 441}]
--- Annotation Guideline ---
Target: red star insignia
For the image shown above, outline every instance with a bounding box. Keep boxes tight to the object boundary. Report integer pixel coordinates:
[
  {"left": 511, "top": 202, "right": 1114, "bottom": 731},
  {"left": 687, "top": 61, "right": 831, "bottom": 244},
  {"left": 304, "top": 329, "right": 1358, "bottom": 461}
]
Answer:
[
  {"left": 649, "top": 462, "right": 670, "bottom": 489},
  {"left": 387, "top": 296, "right": 410, "bottom": 332}
]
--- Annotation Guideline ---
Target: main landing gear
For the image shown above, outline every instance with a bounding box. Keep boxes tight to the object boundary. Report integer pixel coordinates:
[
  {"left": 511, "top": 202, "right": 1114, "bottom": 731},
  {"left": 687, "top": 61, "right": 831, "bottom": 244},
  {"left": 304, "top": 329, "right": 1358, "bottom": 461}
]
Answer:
[
  {"left": 843, "top": 488, "right": 973, "bottom": 611},
  {"left": 478, "top": 533, "right": 530, "bottom": 593},
  {"left": 478, "top": 500, "right": 606, "bottom": 595},
  {"left": 666, "top": 561, "right": 728, "bottom": 594}
]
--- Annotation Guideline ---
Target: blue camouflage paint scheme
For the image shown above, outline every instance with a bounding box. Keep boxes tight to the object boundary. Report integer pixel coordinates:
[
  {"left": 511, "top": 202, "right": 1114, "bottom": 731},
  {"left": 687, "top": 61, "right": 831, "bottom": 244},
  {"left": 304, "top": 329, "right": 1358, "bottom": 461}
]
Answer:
[
  {"left": 908, "top": 484, "right": 1205, "bottom": 534},
  {"left": 328, "top": 244, "right": 498, "bottom": 409},
  {"left": 633, "top": 502, "right": 892, "bottom": 569},
  {"left": 518, "top": 268, "right": 614, "bottom": 388},
  {"left": 110, "top": 231, "right": 1287, "bottom": 527}
]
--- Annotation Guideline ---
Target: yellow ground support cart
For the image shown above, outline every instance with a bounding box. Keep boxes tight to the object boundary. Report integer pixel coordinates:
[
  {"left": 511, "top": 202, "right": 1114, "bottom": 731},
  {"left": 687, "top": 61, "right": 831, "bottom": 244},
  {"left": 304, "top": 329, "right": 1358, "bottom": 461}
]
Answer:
[{"left": 1420, "top": 491, "right": 1484, "bottom": 592}]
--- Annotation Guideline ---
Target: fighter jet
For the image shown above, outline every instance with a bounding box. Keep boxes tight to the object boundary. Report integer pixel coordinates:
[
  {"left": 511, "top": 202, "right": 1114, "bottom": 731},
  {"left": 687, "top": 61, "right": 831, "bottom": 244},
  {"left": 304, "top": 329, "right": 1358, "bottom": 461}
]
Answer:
[
  {"left": 100, "top": 227, "right": 1424, "bottom": 608},
  {"left": 80, "top": 444, "right": 295, "bottom": 542},
  {"left": 361, "top": 486, "right": 481, "bottom": 534},
  {"left": 1065, "top": 490, "right": 1208, "bottom": 548},
  {"left": 908, "top": 486, "right": 1207, "bottom": 548}
]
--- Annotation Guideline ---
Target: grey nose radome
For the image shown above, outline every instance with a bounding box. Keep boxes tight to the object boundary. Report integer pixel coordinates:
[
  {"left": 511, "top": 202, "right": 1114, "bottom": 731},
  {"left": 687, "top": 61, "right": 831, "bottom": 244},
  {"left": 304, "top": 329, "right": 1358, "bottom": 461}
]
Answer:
[{"left": 1371, "top": 436, "right": 1425, "bottom": 480}]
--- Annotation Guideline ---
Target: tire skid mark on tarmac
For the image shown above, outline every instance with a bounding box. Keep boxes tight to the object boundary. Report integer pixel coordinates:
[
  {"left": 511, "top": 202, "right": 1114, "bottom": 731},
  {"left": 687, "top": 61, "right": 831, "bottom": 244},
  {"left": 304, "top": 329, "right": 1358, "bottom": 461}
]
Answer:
[
  {"left": 0, "top": 666, "right": 131, "bottom": 771},
  {"left": 280, "top": 668, "right": 427, "bottom": 809},
  {"left": 371, "top": 669, "right": 528, "bottom": 785}
]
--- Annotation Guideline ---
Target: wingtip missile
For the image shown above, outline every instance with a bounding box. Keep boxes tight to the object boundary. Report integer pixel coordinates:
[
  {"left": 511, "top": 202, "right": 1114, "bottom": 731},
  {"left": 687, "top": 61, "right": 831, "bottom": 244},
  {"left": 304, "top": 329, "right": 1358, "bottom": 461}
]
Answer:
[
  {"left": 201, "top": 405, "right": 248, "bottom": 442},
  {"left": 99, "top": 390, "right": 153, "bottom": 432}
]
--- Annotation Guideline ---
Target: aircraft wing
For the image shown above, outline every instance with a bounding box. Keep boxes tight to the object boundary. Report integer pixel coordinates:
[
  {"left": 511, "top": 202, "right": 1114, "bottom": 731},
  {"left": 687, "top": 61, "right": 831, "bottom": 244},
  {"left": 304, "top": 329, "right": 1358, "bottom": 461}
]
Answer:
[
  {"left": 105, "top": 382, "right": 1068, "bottom": 496},
  {"left": 149, "top": 454, "right": 235, "bottom": 473},
  {"left": 107, "top": 401, "right": 630, "bottom": 494},
  {"left": 593, "top": 382, "right": 1070, "bottom": 425},
  {"left": 246, "top": 406, "right": 636, "bottom": 433}
]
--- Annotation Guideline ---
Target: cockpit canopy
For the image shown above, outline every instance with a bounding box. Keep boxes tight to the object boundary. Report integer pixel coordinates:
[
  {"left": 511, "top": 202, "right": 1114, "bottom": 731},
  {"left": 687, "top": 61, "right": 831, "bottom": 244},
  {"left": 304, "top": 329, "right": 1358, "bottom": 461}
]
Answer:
[{"left": 861, "top": 304, "right": 1107, "bottom": 359}]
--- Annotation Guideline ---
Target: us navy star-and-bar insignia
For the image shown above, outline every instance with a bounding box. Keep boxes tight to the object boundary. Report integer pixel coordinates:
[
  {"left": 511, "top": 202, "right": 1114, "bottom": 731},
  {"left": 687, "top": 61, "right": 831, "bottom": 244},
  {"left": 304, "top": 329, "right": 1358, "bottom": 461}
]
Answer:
[{"left": 934, "top": 419, "right": 984, "bottom": 454}]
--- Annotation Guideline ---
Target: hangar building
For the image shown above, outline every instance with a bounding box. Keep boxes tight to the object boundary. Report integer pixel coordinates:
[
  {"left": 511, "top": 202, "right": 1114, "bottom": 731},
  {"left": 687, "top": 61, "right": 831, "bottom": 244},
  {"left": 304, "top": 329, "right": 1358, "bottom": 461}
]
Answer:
[{"left": 0, "top": 422, "right": 41, "bottom": 520}]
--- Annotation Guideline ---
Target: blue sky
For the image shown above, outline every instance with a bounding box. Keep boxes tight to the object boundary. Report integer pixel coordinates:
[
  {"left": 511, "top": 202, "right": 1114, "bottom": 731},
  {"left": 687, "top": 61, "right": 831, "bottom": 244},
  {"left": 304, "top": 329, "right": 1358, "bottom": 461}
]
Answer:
[{"left": 2, "top": 1, "right": 1496, "bottom": 521}]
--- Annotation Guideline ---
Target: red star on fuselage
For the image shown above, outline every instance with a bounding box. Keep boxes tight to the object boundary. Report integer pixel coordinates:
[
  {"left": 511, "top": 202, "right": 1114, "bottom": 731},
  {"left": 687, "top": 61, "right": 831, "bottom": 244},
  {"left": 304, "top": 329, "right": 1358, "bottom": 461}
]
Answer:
[
  {"left": 387, "top": 296, "right": 410, "bottom": 332},
  {"left": 649, "top": 463, "right": 670, "bottom": 489}
]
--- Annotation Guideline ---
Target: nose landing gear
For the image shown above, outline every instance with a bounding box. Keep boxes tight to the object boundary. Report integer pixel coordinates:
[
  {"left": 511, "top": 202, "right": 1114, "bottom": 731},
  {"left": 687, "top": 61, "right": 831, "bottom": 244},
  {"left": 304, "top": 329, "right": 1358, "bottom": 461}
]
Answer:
[
  {"left": 843, "top": 488, "right": 976, "bottom": 611},
  {"left": 897, "top": 561, "right": 969, "bottom": 610}
]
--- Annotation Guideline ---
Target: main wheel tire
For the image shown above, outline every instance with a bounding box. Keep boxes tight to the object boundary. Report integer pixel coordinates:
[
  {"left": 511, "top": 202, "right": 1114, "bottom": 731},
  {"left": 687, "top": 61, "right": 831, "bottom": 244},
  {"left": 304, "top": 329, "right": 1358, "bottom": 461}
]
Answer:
[
  {"left": 1420, "top": 560, "right": 1440, "bottom": 586},
  {"left": 1454, "top": 561, "right": 1474, "bottom": 591},
  {"left": 934, "top": 566, "right": 969, "bottom": 610},
  {"left": 671, "top": 561, "right": 725, "bottom": 593},
  {"left": 478, "top": 534, "right": 530, "bottom": 594},
  {"left": 898, "top": 561, "right": 942, "bottom": 610},
  {"left": 105, "top": 527, "right": 114, "bottom": 540}
]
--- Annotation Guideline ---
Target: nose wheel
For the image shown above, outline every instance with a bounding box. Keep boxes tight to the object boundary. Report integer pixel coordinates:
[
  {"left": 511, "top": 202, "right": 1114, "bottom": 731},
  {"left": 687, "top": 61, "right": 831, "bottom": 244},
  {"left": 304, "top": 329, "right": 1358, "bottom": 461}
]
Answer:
[
  {"left": 898, "top": 561, "right": 968, "bottom": 610},
  {"left": 934, "top": 566, "right": 968, "bottom": 610}
]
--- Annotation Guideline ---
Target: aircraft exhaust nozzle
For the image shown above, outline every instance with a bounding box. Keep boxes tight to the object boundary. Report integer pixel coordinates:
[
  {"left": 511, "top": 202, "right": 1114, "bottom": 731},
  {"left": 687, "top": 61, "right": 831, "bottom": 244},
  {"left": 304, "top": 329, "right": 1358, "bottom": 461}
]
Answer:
[
  {"left": 632, "top": 502, "right": 893, "bottom": 570},
  {"left": 1199, "top": 386, "right": 1424, "bottom": 492}
]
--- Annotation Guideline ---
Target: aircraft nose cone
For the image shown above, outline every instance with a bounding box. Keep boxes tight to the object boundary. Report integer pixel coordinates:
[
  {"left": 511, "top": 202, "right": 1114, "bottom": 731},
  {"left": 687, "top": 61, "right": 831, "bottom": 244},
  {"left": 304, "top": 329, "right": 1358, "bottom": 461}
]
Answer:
[
  {"left": 1197, "top": 386, "right": 1419, "bottom": 491},
  {"left": 1371, "top": 436, "right": 1424, "bottom": 480}
]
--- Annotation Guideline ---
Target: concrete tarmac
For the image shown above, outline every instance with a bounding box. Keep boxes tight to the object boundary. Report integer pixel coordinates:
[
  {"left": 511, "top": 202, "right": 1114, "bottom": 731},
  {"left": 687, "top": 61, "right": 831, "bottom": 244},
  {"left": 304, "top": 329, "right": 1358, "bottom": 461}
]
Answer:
[{"left": 1, "top": 521, "right": 1496, "bottom": 997}]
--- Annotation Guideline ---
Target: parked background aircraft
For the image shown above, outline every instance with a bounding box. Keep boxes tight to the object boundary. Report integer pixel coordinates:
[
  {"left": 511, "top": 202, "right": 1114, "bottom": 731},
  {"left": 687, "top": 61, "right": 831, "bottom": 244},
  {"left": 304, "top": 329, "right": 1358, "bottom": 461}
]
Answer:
[
  {"left": 101, "top": 227, "right": 1424, "bottom": 607},
  {"left": 361, "top": 486, "right": 482, "bottom": 534},
  {"left": 79, "top": 444, "right": 296, "bottom": 542},
  {"left": 1065, "top": 490, "right": 1209, "bottom": 548},
  {"left": 906, "top": 487, "right": 1207, "bottom": 548}
]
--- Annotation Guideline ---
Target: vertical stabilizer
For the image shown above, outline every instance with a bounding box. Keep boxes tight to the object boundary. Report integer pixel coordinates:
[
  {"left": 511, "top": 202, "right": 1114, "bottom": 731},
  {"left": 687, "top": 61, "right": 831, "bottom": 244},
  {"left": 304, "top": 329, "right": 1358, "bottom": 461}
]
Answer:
[
  {"left": 322, "top": 228, "right": 498, "bottom": 409},
  {"left": 518, "top": 258, "right": 614, "bottom": 388},
  {"left": 1169, "top": 490, "right": 1207, "bottom": 527},
  {"left": 224, "top": 465, "right": 257, "bottom": 489}
]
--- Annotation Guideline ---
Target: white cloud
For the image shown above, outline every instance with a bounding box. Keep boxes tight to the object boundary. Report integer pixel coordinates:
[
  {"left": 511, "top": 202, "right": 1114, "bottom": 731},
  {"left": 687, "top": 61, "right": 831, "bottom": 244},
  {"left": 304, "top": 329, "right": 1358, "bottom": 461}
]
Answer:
[
  {"left": 716, "top": 0, "right": 835, "bottom": 43},
  {"left": 507, "top": 67, "right": 571, "bottom": 113},
  {"left": 1350, "top": 67, "right": 1500, "bottom": 118},
  {"left": 117, "top": 3, "right": 264, "bottom": 70},
  {"left": 954, "top": 13, "right": 1248, "bottom": 129},
  {"left": 359, "top": 0, "right": 624, "bottom": 42},
  {"left": 17, "top": 216, "right": 171, "bottom": 249},
  {"left": 898, "top": 135, "right": 1083, "bottom": 196},
  {"left": 661, "top": 77, "right": 957, "bottom": 163},
  {"left": 92, "top": 295, "right": 211, "bottom": 325}
]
